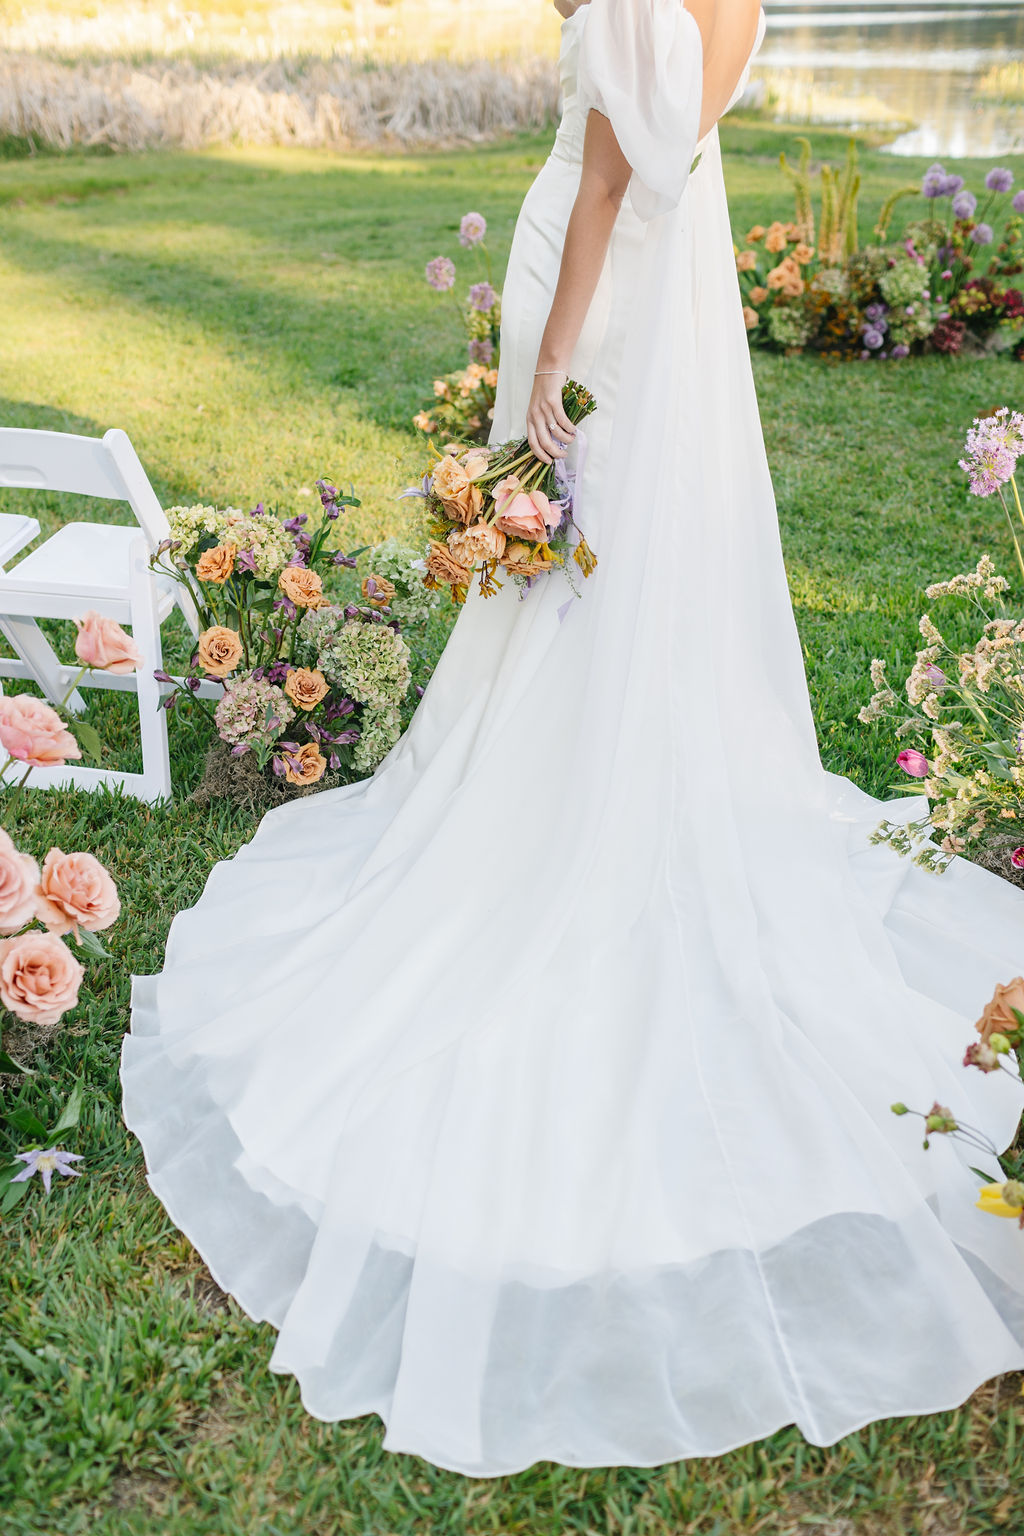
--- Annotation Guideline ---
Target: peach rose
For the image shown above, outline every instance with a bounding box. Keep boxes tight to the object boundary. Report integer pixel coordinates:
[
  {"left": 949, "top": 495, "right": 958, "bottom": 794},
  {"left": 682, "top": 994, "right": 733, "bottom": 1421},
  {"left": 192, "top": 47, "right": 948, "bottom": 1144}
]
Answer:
[
  {"left": 736, "top": 250, "right": 757, "bottom": 272},
  {"left": 495, "top": 488, "right": 554, "bottom": 544},
  {"left": 361, "top": 574, "right": 396, "bottom": 609},
  {"left": 0, "top": 829, "right": 40, "bottom": 935},
  {"left": 462, "top": 451, "right": 491, "bottom": 479},
  {"left": 749, "top": 285, "right": 769, "bottom": 304},
  {"left": 196, "top": 625, "right": 244, "bottom": 677},
  {"left": 73, "top": 611, "right": 143, "bottom": 675},
  {"left": 432, "top": 453, "right": 486, "bottom": 522},
  {"left": 0, "top": 929, "right": 84, "bottom": 1026},
  {"left": 792, "top": 242, "right": 815, "bottom": 266},
  {"left": 448, "top": 523, "right": 507, "bottom": 569},
  {"left": 413, "top": 411, "right": 435, "bottom": 432},
  {"left": 35, "top": 848, "right": 120, "bottom": 938},
  {"left": 745, "top": 224, "right": 766, "bottom": 243},
  {"left": 743, "top": 306, "right": 760, "bottom": 330},
  {"left": 975, "top": 977, "right": 1024, "bottom": 1044},
  {"left": 501, "top": 541, "right": 554, "bottom": 578},
  {"left": 766, "top": 256, "right": 804, "bottom": 298},
  {"left": 425, "top": 541, "right": 473, "bottom": 587},
  {"left": 278, "top": 565, "right": 325, "bottom": 609},
  {"left": 195, "top": 543, "right": 238, "bottom": 584},
  {"left": 0, "top": 694, "right": 81, "bottom": 769},
  {"left": 764, "top": 221, "right": 789, "bottom": 254},
  {"left": 283, "top": 667, "right": 329, "bottom": 710},
  {"left": 283, "top": 741, "right": 327, "bottom": 786}
]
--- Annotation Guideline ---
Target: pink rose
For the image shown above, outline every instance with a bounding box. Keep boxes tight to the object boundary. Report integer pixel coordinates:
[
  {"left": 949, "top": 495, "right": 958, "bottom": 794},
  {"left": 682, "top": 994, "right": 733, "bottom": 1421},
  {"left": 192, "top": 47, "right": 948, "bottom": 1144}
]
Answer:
[
  {"left": 0, "top": 930, "right": 84, "bottom": 1026},
  {"left": 896, "top": 748, "right": 929, "bottom": 778},
  {"left": 0, "top": 695, "right": 81, "bottom": 769},
  {"left": 73, "top": 611, "right": 143, "bottom": 674},
  {"left": 35, "top": 848, "right": 120, "bottom": 938},
  {"left": 0, "top": 829, "right": 40, "bottom": 935},
  {"left": 495, "top": 489, "right": 558, "bottom": 544}
]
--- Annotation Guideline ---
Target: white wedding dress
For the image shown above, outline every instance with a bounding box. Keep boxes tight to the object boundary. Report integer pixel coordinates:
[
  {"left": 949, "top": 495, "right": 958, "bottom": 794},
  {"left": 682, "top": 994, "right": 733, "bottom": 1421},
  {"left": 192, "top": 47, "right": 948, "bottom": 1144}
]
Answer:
[{"left": 120, "top": 0, "right": 1024, "bottom": 1479}]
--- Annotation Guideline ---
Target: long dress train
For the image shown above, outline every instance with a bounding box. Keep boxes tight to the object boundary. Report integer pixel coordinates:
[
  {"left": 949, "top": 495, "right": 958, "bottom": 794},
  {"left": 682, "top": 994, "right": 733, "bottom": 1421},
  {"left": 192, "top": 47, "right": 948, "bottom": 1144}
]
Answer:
[{"left": 120, "top": 0, "right": 1024, "bottom": 1479}]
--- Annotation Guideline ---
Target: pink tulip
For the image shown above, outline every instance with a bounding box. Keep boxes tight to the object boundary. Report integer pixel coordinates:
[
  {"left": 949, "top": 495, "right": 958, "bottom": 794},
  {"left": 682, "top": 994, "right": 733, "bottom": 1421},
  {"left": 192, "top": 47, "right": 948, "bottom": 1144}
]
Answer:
[
  {"left": 0, "top": 695, "right": 81, "bottom": 769},
  {"left": 896, "top": 748, "right": 929, "bottom": 778},
  {"left": 74, "top": 611, "right": 143, "bottom": 674}
]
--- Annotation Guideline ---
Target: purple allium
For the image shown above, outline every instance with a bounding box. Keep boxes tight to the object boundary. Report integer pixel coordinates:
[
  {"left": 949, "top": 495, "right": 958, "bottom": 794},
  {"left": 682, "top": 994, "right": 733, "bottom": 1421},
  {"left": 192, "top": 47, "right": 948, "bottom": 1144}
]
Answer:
[
  {"left": 921, "top": 162, "right": 947, "bottom": 198},
  {"left": 468, "top": 281, "right": 496, "bottom": 312},
  {"left": 11, "top": 1147, "right": 83, "bottom": 1194},
  {"left": 972, "top": 222, "right": 994, "bottom": 245},
  {"left": 897, "top": 748, "right": 929, "bottom": 777},
  {"left": 891, "top": 343, "right": 910, "bottom": 358},
  {"left": 958, "top": 406, "right": 1024, "bottom": 496},
  {"left": 468, "top": 337, "right": 494, "bottom": 365},
  {"left": 1014, "top": 191, "right": 1024, "bottom": 215},
  {"left": 864, "top": 302, "right": 888, "bottom": 322},
  {"left": 986, "top": 167, "right": 1014, "bottom": 193},
  {"left": 952, "top": 190, "right": 977, "bottom": 220},
  {"left": 940, "top": 173, "right": 964, "bottom": 196},
  {"left": 863, "top": 326, "right": 885, "bottom": 349},
  {"left": 459, "top": 211, "right": 487, "bottom": 247},
  {"left": 425, "top": 256, "right": 456, "bottom": 291}
]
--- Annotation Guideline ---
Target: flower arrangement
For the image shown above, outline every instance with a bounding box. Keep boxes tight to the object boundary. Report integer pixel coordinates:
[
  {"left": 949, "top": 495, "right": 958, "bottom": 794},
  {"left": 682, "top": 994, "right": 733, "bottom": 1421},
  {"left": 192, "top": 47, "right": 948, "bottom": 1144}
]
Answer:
[
  {"left": 890, "top": 977, "right": 1023, "bottom": 1235},
  {"left": 415, "top": 210, "right": 502, "bottom": 444},
  {"left": 152, "top": 479, "right": 414, "bottom": 791},
  {"left": 735, "top": 139, "right": 1024, "bottom": 361},
  {"left": 404, "top": 378, "right": 598, "bottom": 605},
  {"left": 858, "top": 409, "right": 1024, "bottom": 877}
]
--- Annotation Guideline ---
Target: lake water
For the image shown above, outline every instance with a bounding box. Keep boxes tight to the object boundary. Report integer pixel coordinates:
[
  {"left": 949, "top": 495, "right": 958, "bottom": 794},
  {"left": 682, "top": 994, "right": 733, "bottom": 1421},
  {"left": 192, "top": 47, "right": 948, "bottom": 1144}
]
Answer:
[{"left": 753, "top": 0, "right": 1024, "bottom": 157}]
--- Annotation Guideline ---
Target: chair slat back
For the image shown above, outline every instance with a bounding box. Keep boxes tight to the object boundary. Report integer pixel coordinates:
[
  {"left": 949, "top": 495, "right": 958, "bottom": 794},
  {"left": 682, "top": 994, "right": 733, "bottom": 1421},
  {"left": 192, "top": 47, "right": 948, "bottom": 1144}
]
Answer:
[{"left": 0, "top": 426, "right": 170, "bottom": 550}]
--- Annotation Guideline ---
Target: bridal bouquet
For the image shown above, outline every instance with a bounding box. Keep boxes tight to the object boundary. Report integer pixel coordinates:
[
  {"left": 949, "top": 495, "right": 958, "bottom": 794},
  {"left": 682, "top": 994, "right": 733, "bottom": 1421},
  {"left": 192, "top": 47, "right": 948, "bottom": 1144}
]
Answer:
[
  {"left": 152, "top": 480, "right": 414, "bottom": 789},
  {"left": 858, "top": 408, "right": 1024, "bottom": 877},
  {"left": 405, "top": 378, "right": 598, "bottom": 605}
]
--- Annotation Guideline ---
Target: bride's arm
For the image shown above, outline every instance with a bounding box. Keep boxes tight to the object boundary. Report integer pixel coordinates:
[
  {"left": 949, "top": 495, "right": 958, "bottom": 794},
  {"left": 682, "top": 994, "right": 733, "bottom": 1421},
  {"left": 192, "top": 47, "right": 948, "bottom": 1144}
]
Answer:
[{"left": 527, "top": 108, "right": 631, "bottom": 464}]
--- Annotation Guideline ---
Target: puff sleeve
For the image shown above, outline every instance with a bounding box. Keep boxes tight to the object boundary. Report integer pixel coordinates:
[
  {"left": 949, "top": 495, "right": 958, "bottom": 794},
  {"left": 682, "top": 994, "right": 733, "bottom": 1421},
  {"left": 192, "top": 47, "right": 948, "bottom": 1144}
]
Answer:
[{"left": 576, "top": 0, "right": 704, "bottom": 221}]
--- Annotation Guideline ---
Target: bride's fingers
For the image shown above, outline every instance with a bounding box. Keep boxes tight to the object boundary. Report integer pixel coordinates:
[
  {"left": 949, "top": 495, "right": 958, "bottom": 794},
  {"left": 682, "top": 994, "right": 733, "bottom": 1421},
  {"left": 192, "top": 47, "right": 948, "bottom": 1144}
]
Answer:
[{"left": 527, "top": 419, "right": 553, "bottom": 465}]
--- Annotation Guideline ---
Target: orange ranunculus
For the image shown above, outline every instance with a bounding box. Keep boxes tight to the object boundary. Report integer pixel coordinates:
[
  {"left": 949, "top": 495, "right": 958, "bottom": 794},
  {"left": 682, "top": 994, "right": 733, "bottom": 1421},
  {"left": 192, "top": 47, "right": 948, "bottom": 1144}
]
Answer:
[
  {"left": 197, "top": 625, "right": 243, "bottom": 677},
  {"left": 35, "top": 848, "right": 120, "bottom": 938},
  {"left": 195, "top": 542, "right": 238, "bottom": 584},
  {"left": 283, "top": 741, "right": 327, "bottom": 786},
  {"left": 283, "top": 667, "right": 330, "bottom": 710},
  {"left": 74, "top": 610, "right": 143, "bottom": 674}
]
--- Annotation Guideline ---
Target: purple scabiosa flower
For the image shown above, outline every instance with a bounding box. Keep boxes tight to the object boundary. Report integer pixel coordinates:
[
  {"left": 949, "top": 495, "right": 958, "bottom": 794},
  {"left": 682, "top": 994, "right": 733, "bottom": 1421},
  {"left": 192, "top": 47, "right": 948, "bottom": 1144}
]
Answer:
[
  {"left": 952, "top": 189, "right": 977, "bottom": 220},
  {"left": 891, "top": 342, "right": 910, "bottom": 358},
  {"left": 468, "top": 281, "right": 496, "bottom": 312},
  {"left": 459, "top": 211, "right": 487, "bottom": 246},
  {"left": 986, "top": 167, "right": 1014, "bottom": 193},
  {"left": 468, "top": 337, "right": 494, "bottom": 365},
  {"left": 425, "top": 256, "right": 456, "bottom": 291},
  {"left": 897, "top": 748, "right": 929, "bottom": 777},
  {"left": 11, "top": 1147, "right": 83, "bottom": 1193},
  {"left": 972, "top": 222, "right": 994, "bottom": 245},
  {"left": 922, "top": 162, "right": 947, "bottom": 198},
  {"left": 863, "top": 326, "right": 885, "bottom": 349},
  {"left": 1014, "top": 190, "right": 1024, "bottom": 215}
]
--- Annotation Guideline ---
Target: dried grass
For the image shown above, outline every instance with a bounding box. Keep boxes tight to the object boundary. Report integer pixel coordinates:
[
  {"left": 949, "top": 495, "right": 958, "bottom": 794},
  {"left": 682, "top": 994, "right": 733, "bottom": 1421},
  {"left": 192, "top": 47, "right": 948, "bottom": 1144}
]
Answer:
[{"left": 0, "top": 49, "right": 561, "bottom": 151}]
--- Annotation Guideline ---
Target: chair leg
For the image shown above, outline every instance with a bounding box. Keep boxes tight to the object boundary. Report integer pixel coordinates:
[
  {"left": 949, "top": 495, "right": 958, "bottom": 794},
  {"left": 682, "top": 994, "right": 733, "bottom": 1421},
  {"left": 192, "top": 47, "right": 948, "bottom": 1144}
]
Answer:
[
  {"left": 128, "top": 536, "right": 172, "bottom": 803},
  {"left": 0, "top": 616, "right": 87, "bottom": 713}
]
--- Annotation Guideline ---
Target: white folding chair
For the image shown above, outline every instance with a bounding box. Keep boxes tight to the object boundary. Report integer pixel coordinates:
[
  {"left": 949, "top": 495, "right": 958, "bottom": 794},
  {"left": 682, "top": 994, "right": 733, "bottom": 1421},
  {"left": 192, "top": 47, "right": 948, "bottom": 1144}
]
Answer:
[{"left": 0, "top": 426, "right": 204, "bottom": 803}]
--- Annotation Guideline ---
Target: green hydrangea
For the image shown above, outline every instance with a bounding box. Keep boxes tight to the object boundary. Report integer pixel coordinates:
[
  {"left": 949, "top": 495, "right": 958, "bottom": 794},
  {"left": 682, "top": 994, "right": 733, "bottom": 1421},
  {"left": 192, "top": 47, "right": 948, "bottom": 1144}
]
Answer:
[
  {"left": 299, "top": 608, "right": 411, "bottom": 708},
  {"left": 879, "top": 256, "right": 935, "bottom": 347},
  {"left": 766, "top": 302, "right": 814, "bottom": 349},
  {"left": 810, "top": 267, "right": 849, "bottom": 300},
  {"left": 366, "top": 538, "right": 440, "bottom": 630},
  {"left": 353, "top": 705, "right": 402, "bottom": 773},
  {"left": 165, "top": 503, "right": 292, "bottom": 580},
  {"left": 165, "top": 503, "right": 230, "bottom": 558}
]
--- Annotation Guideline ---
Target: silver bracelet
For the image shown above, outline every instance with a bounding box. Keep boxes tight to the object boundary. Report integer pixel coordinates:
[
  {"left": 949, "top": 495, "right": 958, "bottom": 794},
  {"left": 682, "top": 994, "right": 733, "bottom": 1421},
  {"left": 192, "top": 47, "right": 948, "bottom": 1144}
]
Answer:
[{"left": 535, "top": 368, "right": 568, "bottom": 376}]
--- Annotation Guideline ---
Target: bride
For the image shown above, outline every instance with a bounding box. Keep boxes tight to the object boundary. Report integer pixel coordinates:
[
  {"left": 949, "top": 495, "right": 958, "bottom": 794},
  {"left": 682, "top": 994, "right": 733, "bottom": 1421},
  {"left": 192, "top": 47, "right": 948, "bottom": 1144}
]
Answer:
[{"left": 120, "top": 0, "right": 1024, "bottom": 1479}]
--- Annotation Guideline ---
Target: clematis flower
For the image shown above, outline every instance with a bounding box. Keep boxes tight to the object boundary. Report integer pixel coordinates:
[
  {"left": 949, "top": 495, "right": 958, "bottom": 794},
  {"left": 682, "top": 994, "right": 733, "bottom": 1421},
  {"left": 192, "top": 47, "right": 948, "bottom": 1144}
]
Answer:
[{"left": 10, "top": 1146, "right": 83, "bottom": 1194}]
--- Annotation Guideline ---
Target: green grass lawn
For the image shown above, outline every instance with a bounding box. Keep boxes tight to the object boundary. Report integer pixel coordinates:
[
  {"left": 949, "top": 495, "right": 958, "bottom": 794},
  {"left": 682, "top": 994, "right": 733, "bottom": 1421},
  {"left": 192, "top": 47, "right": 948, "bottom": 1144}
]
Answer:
[{"left": 1, "top": 121, "right": 1023, "bottom": 1535}]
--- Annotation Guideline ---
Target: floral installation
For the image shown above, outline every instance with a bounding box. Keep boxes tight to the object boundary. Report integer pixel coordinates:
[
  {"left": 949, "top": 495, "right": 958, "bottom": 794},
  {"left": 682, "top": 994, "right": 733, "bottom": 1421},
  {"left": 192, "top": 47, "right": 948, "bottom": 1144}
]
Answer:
[
  {"left": 415, "top": 210, "right": 501, "bottom": 444},
  {"left": 151, "top": 479, "right": 415, "bottom": 790},
  {"left": 858, "top": 409, "right": 1024, "bottom": 877},
  {"left": 403, "top": 378, "right": 598, "bottom": 605},
  {"left": 735, "top": 138, "right": 1024, "bottom": 361},
  {"left": 890, "top": 977, "right": 1023, "bottom": 1236}
]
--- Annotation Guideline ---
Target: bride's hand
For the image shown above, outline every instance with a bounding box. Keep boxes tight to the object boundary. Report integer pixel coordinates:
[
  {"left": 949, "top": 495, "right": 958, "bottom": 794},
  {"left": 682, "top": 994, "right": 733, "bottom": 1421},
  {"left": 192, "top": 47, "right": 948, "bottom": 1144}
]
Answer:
[{"left": 527, "top": 372, "right": 576, "bottom": 464}]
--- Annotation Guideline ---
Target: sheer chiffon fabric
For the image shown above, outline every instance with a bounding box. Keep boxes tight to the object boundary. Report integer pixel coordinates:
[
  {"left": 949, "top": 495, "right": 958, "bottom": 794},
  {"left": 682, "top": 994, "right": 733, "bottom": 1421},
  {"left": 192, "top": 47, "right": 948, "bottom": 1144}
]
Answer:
[{"left": 121, "top": 0, "right": 1024, "bottom": 1477}]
